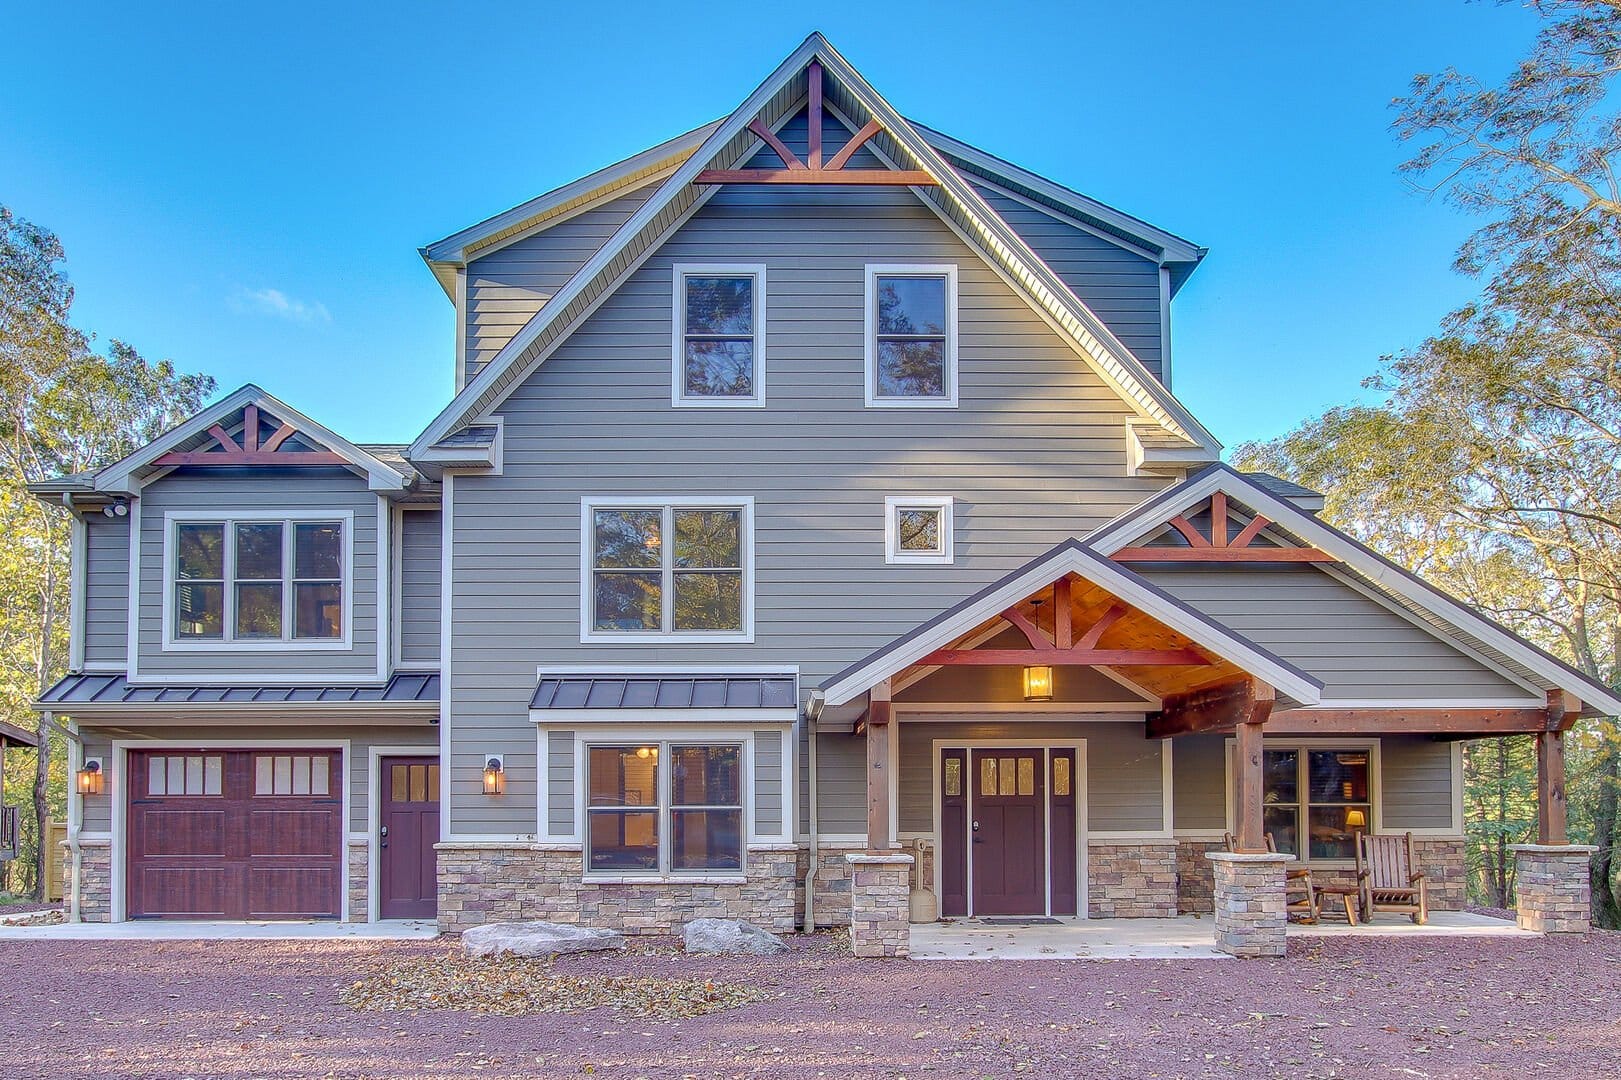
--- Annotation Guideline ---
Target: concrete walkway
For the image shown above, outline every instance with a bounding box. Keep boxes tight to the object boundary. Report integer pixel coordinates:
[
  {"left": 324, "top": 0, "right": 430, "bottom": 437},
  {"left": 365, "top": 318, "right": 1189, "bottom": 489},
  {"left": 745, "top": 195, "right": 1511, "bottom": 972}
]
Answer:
[
  {"left": 910, "top": 911, "right": 1533, "bottom": 960},
  {"left": 0, "top": 918, "right": 438, "bottom": 941}
]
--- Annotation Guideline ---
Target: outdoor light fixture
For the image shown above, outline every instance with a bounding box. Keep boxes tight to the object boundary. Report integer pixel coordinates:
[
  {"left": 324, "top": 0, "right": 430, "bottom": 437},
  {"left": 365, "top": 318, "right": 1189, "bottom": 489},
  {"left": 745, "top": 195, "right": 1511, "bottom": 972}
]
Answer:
[
  {"left": 77, "top": 758, "right": 104, "bottom": 796},
  {"left": 101, "top": 499, "right": 129, "bottom": 518},
  {"left": 1023, "top": 665, "right": 1054, "bottom": 702},
  {"left": 1345, "top": 808, "right": 1366, "bottom": 830},
  {"left": 482, "top": 755, "right": 505, "bottom": 796}
]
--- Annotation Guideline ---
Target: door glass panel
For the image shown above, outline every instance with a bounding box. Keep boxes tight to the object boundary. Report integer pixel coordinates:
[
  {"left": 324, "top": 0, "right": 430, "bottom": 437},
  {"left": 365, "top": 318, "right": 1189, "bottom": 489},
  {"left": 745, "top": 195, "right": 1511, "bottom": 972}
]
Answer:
[
  {"left": 291, "top": 755, "right": 311, "bottom": 795},
  {"left": 980, "top": 756, "right": 997, "bottom": 796},
  {"left": 409, "top": 764, "right": 427, "bottom": 803},
  {"left": 149, "top": 756, "right": 164, "bottom": 795},
  {"left": 167, "top": 756, "right": 185, "bottom": 795},
  {"left": 185, "top": 756, "right": 203, "bottom": 795},
  {"left": 256, "top": 756, "right": 273, "bottom": 795},
  {"left": 1017, "top": 757, "right": 1035, "bottom": 797},
  {"left": 391, "top": 764, "right": 407, "bottom": 802},
  {"left": 203, "top": 756, "right": 222, "bottom": 796},
  {"left": 310, "top": 757, "right": 329, "bottom": 796},
  {"left": 274, "top": 755, "right": 292, "bottom": 794},
  {"left": 944, "top": 757, "right": 961, "bottom": 797},
  {"left": 998, "top": 757, "right": 1016, "bottom": 796},
  {"left": 427, "top": 765, "right": 440, "bottom": 802},
  {"left": 1053, "top": 756, "right": 1071, "bottom": 797}
]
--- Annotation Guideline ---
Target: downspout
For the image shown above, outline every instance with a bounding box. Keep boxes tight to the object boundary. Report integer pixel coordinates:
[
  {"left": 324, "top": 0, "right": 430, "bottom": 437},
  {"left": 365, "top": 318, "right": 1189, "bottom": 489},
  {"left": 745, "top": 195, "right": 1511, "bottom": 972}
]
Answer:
[
  {"left": 803, "top": 692, "right": 823, "bottom": 932},
  {"left": 42, "top": 712, "right": 83, "bottom": 922}
]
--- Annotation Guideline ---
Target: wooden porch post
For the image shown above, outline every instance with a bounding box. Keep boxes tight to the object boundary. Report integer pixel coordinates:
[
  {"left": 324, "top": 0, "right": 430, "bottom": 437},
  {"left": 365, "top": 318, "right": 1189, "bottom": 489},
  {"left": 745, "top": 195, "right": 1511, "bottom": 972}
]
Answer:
[
  {"left": 1540, "top": 691, "right": 1579, "bottom": 845},
  {"left": 1232, "top": 680, "right": 1275, "bottom": 853},
  {"left": 866, "top": 679, "right": 893, "bottom": 852}
]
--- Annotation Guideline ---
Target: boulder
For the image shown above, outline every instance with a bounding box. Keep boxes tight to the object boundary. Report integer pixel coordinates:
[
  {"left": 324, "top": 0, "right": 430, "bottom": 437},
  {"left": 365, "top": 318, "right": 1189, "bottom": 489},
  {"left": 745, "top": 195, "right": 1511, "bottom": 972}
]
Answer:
[
  {"left": 461, "top": 920, "right": 624, "bottom": 958},
  {"left": 682, "top": 918, "right": 789, "bottom": 956}
]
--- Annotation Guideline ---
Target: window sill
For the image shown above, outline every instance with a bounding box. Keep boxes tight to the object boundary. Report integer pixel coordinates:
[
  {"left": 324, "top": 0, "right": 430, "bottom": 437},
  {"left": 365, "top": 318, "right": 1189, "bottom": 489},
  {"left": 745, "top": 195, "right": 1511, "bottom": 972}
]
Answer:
[
  {"left": 162, "top": 639, "right": 352, "bottom": 652},
  {"left": 582, "top": 874, "right": 747, "bottom": 886},
  {"left": 671, "top": 396, "right": 766, "bottom": 409},
  {"left": 865, "top": 398, "right": 959, "bottom": 409},
  {"left": 579, "top": 632, "right": 754, "bottom": 645}
]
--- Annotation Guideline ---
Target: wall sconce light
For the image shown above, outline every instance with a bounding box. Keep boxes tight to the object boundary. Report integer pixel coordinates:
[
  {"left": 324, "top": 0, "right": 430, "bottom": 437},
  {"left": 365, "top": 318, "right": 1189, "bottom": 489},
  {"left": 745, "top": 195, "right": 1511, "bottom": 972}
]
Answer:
[
  {"left": 1023, "top": 665, "right": 1054, "bottom": 702},
  {"left": 1345, "top": 808, "right": 1366, "bottom": 831},
  {"left": 77, "top": 758, "right": 104, "bottom": 796},
  {"left": 482, "top": 755, "right": 505, "bottom": 796}
]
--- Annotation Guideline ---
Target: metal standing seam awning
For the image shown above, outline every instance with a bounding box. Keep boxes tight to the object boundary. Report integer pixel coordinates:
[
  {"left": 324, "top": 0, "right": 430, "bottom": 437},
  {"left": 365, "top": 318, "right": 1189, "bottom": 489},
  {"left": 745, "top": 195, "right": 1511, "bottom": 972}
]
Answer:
[
  {"left": 529, "top": 672, "right": 799, "bottom": 723},
  {"left": 34, "top": 671, "right": 440, "bottom": 709}
]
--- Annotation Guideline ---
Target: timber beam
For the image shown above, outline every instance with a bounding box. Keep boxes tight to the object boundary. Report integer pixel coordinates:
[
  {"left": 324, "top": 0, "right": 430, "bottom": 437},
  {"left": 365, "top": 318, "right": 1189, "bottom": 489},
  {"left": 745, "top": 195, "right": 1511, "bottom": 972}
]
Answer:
[
  {"left": 865, "top": 679, "right": 894, "bottom": 852},
  {"left": 1539, "top": 689, "right": 1581, "bottom": 844},
  {"left": 1146, "top": 679, "right": 1265, "bottom": 739},
  {"left": 1231, "top": 681, "right": 1276, "bottom": 853},
  {"left": 1264, "top": 707, "right": 1554, "bottom": 735}
]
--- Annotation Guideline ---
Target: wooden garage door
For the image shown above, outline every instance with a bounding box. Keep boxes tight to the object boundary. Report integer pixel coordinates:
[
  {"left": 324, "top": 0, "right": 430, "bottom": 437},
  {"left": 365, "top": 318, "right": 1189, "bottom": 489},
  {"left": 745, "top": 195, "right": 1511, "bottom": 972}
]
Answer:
[{"left": 127, "top": 750, "right": 342, "bottom": 920}]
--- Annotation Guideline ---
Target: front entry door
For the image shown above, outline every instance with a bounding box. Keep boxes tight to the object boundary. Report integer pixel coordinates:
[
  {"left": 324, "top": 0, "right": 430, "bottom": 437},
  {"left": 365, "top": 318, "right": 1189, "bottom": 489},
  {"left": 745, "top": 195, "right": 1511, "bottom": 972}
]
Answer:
[
  {"left": 380, "top": 756, "right": 440, "bottom": 919},
  {"left": 969, "top": 748, "right": 1047, "bottom": 915}
]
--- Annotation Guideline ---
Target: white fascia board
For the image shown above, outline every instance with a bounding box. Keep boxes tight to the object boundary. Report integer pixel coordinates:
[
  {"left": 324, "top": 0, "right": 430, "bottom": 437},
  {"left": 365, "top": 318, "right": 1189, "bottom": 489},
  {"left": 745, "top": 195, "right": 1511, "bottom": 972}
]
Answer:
[
  {"left": 421, "top": 121, "right": 722, "bottom": 265},
  {"left": 914, "top": 122, "right": 1206, "bottom": 265},
  {"left": 1088, "top": 464, "right": 1621, "bottom": 717},
  {"left": 409, "top": 37, "right": 825, "bottom": 457},
  {"left": 95, "top": 384, "right": 409, "bottom": 495},
  {"left": 818, "top": 541, "right": 1323, "bottom": 708},
  {"left": 409, "top": 32, "right": 1221, "bottom": 459}
]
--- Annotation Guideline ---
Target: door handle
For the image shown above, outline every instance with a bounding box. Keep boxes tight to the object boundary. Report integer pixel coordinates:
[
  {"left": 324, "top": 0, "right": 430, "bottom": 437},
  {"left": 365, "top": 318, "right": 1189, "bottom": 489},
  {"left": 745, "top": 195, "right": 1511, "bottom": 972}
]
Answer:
[{"left": 380, "top": 824, "right": 388, "bottom": 848}]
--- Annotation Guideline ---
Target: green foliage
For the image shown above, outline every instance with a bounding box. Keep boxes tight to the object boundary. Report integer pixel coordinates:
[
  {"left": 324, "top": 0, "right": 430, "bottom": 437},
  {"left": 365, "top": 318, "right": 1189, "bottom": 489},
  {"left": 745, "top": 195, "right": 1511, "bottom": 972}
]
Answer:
[{"left": 0, "top": 204, "right": 213, "bottom": 897}]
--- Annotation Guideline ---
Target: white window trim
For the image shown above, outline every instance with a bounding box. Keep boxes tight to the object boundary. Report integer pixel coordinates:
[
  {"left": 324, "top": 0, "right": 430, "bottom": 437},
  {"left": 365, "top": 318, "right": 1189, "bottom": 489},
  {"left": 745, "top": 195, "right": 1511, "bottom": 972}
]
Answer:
[
  {"left": 579, "top": 495, "right": 755, "bottom": 644},
  {"left": 884, "top": 494, "right": 955, "bottom": 565},
  {"left": 1223, "top": 736, "right": 1381, "bottom": 868},
  {"left": 575, "top": 727, "right": 756, "bottom": 882},
  {"left": 864, "top": 263, "right": 959, "bottom": 408},
  {"left": 160, "top": 509, "right": 354, "bottom": 652},
  {"left": 671, "top": 263, "right": 767, "bottom": 408}
]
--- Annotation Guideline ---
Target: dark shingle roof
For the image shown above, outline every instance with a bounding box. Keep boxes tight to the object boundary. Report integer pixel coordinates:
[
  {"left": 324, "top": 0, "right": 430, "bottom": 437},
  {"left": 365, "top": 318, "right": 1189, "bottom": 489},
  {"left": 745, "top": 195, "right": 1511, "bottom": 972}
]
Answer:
[
  {"left": 531, "top": 674, "right": 798, "bottom": 711},
  {"left": 38, "top": 671, "right": 439, "bottom": 707}
]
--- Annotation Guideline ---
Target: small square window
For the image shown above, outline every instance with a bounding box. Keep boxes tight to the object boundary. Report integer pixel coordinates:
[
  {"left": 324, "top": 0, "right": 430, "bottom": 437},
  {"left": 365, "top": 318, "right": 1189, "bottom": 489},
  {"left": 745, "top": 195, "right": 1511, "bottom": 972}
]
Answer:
[{"left": 884, "top": 495, "right": 954, "bottom": 564}]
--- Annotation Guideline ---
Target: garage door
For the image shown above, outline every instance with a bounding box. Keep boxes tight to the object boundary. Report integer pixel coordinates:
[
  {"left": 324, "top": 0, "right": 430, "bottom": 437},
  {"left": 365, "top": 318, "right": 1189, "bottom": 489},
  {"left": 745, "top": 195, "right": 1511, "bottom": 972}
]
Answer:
[{"left": 127, "top": 749, "right": 342, "bottom": 920}]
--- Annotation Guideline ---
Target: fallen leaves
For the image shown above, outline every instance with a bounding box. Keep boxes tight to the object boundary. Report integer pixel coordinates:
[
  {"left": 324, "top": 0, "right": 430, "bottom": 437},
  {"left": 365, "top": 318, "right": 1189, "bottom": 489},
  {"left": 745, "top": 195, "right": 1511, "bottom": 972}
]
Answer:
[{"left": 339, "top": 951, "right": 766, "bottom": 1019}]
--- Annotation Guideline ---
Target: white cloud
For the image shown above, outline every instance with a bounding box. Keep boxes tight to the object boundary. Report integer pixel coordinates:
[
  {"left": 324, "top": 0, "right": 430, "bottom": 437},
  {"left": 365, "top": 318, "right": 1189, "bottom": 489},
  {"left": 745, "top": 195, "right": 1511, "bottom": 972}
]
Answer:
[{"left": 229, "top": 286, "right": 331, "bottom": 325}]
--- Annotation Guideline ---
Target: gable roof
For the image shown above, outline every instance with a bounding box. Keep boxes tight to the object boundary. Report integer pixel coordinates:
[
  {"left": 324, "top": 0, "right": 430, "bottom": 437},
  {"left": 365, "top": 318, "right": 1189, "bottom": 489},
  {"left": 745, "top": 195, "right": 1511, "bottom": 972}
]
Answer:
[
  {"left": 93, "top": 384, "right": 410, "bottom": 495},
  {"left": 817, "top": 538, "right": 1324, "bottom": 709},
  {"left": 1084, "top": 463, "right": 1621, "bottom": 718},
  {"left": 409, "top": 32, "right": 1222, "bottom": 460}
]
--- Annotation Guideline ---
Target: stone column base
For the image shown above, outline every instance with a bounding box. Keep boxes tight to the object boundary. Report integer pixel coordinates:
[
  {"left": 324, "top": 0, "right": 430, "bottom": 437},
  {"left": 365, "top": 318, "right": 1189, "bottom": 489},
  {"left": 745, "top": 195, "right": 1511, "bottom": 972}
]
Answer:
[
  {"left": 845, "top": 853, "right": 913, "bottom": 958},
  {"left": 1511, "top": 844, "right": 1597, "bottom": 934},
  {"left": 1207, "top": 851, "right": 1291, "bottom": 958},
  {"left": 347, "top": 839, "right": 369, "bottom": 922}
]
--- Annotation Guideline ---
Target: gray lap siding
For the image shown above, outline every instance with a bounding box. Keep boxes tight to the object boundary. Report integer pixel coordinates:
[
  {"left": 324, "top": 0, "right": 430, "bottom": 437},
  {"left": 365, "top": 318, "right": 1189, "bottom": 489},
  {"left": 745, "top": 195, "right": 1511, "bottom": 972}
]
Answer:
[
  {"left": 445, "top": 181, "right": 1173, "bottom": 836},
  {"left": 83, "top": 513, "right": 130, "bottom": 669}
]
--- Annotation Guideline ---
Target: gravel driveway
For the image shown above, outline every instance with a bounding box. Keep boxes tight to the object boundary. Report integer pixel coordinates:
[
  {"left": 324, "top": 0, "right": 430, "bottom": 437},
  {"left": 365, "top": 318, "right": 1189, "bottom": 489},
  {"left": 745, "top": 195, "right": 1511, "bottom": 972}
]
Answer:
[{"left": 3, "top": 930, "right": 1619, "bottom": 1079}]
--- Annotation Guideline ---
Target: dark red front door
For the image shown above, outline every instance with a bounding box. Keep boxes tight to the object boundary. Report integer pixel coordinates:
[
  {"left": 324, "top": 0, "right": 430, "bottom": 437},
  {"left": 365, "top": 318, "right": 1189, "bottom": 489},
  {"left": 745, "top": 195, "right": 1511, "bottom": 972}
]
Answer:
[
  {"left": 380, "top": 756, "right": 439, "bottom": 919},
  {"left": 969, "top": 748, "right": 1047, "bottom": 915},
  {"left": 127, "top": 749, "right": 342, "bottom": 920}
]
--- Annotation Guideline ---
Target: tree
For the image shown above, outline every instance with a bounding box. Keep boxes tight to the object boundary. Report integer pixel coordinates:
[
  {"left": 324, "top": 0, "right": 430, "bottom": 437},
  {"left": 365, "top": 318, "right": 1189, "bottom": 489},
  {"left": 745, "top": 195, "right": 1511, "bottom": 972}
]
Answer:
[
  {"left": 0, "top": 204, "right": 212, "bottom": 897},
  {"left": 1237, "top": 0, "right": 1621, "bottom": 923}
]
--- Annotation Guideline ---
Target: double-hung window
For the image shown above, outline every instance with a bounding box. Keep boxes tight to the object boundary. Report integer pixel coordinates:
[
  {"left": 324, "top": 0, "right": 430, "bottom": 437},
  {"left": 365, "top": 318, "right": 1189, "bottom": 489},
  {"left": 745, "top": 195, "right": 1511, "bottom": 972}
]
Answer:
[
  {"left": 586, "top": 742, "right": 744, "bottom": 875},
  {"left": 169, "top": 514, "right": 348, "bottom": 646},
  {"left": 865, "top": 265, "right": 958, "bottom": 407},
  {"left": 583, "top": 498, "right": 753, "bottom": 641},
  {"left": 1258, "top": 745, "right": 1373, "bottom": 862},
  {"left": 673, "top": 265, "right": 765, "bottom": 406}
]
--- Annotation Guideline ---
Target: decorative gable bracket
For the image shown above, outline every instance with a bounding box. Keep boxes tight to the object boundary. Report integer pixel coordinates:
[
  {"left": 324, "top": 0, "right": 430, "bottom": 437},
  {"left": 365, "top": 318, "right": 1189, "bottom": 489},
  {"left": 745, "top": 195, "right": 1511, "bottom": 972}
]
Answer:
[
  {"left": 694, "top": 61, "right": 936, "bottom": 187},
  {"left": 1111, "top": 493, "right": 1336, "bottom": 564},
  {"left": 152, "top": 404, "right": 348, "bottom": 468}
]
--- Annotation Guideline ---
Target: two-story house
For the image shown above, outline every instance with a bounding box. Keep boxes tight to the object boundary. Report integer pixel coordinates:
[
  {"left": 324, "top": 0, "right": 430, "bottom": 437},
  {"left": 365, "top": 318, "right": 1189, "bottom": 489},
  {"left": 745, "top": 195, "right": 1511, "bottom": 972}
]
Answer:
[{"left": 32, "top": 35, "right": 1619, "bottom": 952}]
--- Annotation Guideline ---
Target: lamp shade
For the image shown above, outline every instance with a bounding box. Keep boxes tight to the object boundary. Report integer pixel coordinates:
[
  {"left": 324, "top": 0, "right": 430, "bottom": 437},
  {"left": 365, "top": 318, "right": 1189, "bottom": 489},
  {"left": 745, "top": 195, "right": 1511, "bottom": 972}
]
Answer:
[
  {"left": 1023, "top": 665, "right": 1054, "bottom": 702},
  {"left": 1345, "top": 808, "right": 1366, "bottom": 829}
]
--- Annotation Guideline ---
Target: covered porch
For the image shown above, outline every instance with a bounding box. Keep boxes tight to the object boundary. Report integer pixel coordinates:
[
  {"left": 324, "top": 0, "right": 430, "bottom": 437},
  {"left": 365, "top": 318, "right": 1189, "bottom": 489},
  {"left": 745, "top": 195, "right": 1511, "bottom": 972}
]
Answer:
[{"left": 813, "top": 518, "right": 1615, "bottom": 958}]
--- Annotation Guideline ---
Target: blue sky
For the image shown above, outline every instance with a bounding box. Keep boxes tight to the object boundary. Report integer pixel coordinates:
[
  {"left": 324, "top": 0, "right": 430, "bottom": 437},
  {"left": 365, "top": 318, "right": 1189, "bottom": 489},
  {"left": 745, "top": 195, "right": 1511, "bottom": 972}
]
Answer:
[{"left": 1, "top": 2, "right": 1537, "bottom": 448}]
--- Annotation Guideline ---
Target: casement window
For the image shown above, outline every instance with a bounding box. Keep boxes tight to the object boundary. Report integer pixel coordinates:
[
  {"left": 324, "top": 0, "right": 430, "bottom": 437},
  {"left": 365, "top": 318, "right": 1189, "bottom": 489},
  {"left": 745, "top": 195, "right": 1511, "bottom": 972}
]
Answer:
[
  {"left": 1261, "top": 746, "right": 1373, "bottom": 862},
  {"left": 884, "top": 495, "right": 954, "bottom": 564},
  {"left": 672, "top": 265, "right": 766, "bottom": 406},
  {"left": 865, "top": 265, "right": 958, "bottom": 407},
  {"left": 582, "top": 497, "right": 753, "bottom": 642},
  {"left": 586, "top": 742, "right": 744, "bottom": 874},
  {"left": 168, "top": 513, "right": 349, "bottom": 648}
]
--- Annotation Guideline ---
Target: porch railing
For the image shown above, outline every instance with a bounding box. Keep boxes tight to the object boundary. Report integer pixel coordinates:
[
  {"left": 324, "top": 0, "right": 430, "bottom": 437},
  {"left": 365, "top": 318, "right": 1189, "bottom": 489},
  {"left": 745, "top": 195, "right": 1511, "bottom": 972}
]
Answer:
[{"left": 0, "top": 805, "right": 18, "bottom": 862}]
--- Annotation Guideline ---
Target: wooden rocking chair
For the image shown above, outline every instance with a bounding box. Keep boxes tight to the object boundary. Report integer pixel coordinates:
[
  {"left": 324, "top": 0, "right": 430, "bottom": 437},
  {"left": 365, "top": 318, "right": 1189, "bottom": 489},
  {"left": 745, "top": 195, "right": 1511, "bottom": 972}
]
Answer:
[
  {"left": 1355, "top": 831, "right": 1428, "bottom": 924},
  {"left": 1223, "top": 831, "right": 1317, "bottom": 923}
]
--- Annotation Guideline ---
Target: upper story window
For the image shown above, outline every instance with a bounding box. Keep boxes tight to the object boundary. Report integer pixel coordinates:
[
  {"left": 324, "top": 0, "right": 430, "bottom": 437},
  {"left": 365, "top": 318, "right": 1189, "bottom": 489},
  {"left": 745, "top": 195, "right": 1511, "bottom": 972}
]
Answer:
[
  {"left": 168, "top": 513, "right": 349, "bottom": 649},
  {"left": 865, "top": 265, "right": 959, "bottom": 408},
  {"left": 582, "top": 497, "right": 754, "bottom": 642},
  {"left": 673, "top": 265, "right": 766, "bottom": 407},
  {"left": 884, "top": 495, "right": 954, "bottom": 564}
]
